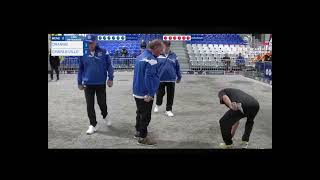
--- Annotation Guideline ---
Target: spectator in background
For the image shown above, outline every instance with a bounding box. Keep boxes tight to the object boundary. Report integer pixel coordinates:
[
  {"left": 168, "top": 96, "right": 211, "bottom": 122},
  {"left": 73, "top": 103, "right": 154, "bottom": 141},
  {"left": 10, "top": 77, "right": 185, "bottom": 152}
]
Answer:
[
  {"left": 236, "top": 53, "right": 245, "bottom": 69},
  {"left": 121, "top": 46, "right": 129, "bottom": 67},
  {"left": 121, "top": 46, "right": 128, "bottom": 57},
  {"left": 114, "top": 48, "right": 120, "bottom": 58},
  {"left": 49, "top": 52, "right": 60, "bottom": 81},
  {"left": 140, "top": 40, "right": 147, "bottom": 53},
  {"left": 222, "top": 53, "right": 231, "bottom": 72}
]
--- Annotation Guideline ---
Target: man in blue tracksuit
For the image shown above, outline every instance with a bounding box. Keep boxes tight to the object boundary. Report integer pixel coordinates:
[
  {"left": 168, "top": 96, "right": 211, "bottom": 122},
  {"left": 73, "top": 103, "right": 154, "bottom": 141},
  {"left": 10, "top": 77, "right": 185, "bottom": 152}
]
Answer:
[
  {"left": 78, "top": 35, "right": 114, "bottom": 135},
  {"left": 154, "top": 41, "right": 182, "bottom": 117},
  {"left": 132, "top": 39, "right": 164, "bottom": 145}
]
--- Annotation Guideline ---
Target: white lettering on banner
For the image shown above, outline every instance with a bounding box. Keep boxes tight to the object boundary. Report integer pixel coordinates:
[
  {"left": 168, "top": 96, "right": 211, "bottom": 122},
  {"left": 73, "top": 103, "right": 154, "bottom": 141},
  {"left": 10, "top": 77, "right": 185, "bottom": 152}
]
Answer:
[{"left": 266, "top": 69, "right": 271, "bottom": 76}]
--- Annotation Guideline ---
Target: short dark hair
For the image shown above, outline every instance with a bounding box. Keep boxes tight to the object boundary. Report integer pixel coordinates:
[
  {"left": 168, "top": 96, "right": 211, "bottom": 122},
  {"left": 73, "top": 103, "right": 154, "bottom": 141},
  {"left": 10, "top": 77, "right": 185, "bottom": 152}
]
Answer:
[
  {"left": 163, "top": 41, "right": 171, "bottom": 47},
  {"left": 148, "top": 39, "right": 164, "bottom": 50}
]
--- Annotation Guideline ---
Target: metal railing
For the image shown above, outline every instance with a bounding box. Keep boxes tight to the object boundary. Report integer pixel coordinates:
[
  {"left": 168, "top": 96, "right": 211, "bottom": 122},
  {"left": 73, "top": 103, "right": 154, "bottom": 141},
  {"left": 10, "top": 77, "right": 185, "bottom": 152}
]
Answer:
[
  {"left": 57, "top": 57, "right": 137, "bottom": 73},
  {"left": 255, "top": 61, "right": 272, "bottom": 80},
  {"left": 59, "top": 57, "right": 80, "bottom": 74},
  {"left": 188, "top": 58, "right": 256, "bottom": 72},
  {"left": 54, "top": 56, "right": 271, "bottom": 83},
  {"left": 112, "top": 58, "right": 136, "bottom": 70}
]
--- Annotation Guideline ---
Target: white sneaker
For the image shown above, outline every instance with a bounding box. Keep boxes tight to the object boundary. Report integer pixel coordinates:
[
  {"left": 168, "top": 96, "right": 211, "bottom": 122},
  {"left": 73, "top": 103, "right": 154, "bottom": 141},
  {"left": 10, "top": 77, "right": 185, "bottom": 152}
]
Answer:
[
  {"left": 104, "top": 116, "right": 112, "bottom": 126},
  {"left": 86, "top": 125, "right": 96, "bottom": 135},
  {"left": 154, "top": 105, "right": 159, "bottom": 113},
  {"left": 165, "top": 111, "right": 174, "bottom": 117},
  {"left": 240, "top": 141, "right": 249, "bottom": 149},
  {"left": 219, "top": 143, "right": 233, "bottom": 149}
]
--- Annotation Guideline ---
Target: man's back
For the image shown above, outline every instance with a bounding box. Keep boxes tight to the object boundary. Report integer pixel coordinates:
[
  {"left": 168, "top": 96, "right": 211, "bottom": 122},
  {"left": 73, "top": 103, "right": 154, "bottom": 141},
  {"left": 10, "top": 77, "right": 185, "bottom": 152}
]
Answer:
[
  {"left": 133, "top": 50, "right": 159, "bottom": 97},
  {"left": 219, "top": 88, "right": 259, "bottom": 110}
]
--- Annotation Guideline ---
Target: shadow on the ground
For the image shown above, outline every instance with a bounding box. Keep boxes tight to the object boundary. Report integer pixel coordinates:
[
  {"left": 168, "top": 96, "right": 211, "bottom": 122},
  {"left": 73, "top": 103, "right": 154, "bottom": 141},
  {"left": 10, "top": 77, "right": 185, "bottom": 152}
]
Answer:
[
  {"left": 96, "top": 126, "right": 135, "bottom": 139},
  {"left": 95, "top": 123, "right": 214, "bottom": 148},
  {"left": 155, "top": 139, "right": 213, "bottom": 148},
  {"left": 173, "top": 110, "right": 213, "bottom": 116}
]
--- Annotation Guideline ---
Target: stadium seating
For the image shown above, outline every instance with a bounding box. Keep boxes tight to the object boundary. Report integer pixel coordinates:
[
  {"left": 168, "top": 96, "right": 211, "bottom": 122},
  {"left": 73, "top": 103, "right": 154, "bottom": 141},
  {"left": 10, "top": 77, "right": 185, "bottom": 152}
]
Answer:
[
  {"left": 60, "top": 34, "right": 263, "bottom": 71},
  {"left": 186, "top": 34, "right": 259, "bottom": 69}
]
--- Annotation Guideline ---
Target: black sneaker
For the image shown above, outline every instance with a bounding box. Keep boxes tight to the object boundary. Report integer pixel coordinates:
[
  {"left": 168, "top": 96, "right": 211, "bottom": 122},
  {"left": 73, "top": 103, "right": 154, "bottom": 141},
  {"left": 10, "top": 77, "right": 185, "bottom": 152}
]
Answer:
[
  {"left": 133, "top": 131, "right": 141, "bottom": 139},
  {"left": 137, "top": 136, "right": 156, "bottom": 146}
]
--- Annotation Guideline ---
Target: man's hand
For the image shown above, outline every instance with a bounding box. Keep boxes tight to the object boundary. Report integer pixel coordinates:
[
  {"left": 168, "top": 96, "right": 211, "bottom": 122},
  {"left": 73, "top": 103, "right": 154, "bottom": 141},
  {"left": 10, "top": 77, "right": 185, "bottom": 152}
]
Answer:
[
  {"left": 107, "top": 80, "right": 113, "bottom": 87},
  {"left": 237, "top": 103, "right": 244, "bottom": 114},
  {"left": 229, "top": 102, "right": 239, "bottom": 111},
  {"left": 78, "top": 85, "right": 85, "bottom": 90},
  {"left": 144, "top": 95, "right": 153, "bottom": 102},
  {"left": 176, "top": 79, "right": 181, "bottom": 83}
]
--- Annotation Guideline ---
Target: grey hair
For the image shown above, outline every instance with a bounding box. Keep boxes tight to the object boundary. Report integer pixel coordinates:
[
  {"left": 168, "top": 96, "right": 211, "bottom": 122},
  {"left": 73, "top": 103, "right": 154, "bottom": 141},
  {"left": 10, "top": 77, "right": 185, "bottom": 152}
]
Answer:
[{"left": 147, "top": 39, "right": 164, "bottom": 50}]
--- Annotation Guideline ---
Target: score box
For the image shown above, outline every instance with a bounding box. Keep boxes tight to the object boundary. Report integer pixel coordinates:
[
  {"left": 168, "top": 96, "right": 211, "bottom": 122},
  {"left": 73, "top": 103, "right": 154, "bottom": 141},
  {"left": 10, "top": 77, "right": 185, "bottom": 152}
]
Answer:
[{"left": 51, "top": 41, "right": 83, "bottom": 56}]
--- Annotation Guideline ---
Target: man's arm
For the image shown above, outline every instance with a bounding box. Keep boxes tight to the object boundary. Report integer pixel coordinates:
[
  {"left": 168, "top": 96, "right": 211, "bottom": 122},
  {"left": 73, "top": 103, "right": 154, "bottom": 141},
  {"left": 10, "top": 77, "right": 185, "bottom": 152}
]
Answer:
[
  {"left": 106, "top": 54, "right": 114, "bottom": 87},
  {"left": 175, "top": 57, "right": 182, "bottom": 82},
  {"left": 106, "top": 54, "right": 114, "bottom": 81},
  {"left": 222, "top": 95, "right": 238, "bottom": 111},
  {"left": 222, "top": 95, "right": 232, "bottom": 108}
]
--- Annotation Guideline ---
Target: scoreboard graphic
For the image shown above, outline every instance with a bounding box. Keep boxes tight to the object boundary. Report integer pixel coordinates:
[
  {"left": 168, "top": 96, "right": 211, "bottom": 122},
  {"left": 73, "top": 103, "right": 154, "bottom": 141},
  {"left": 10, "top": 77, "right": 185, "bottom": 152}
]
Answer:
[{"left": 50, "top": 34, "right": 86, "bottom": 56}]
